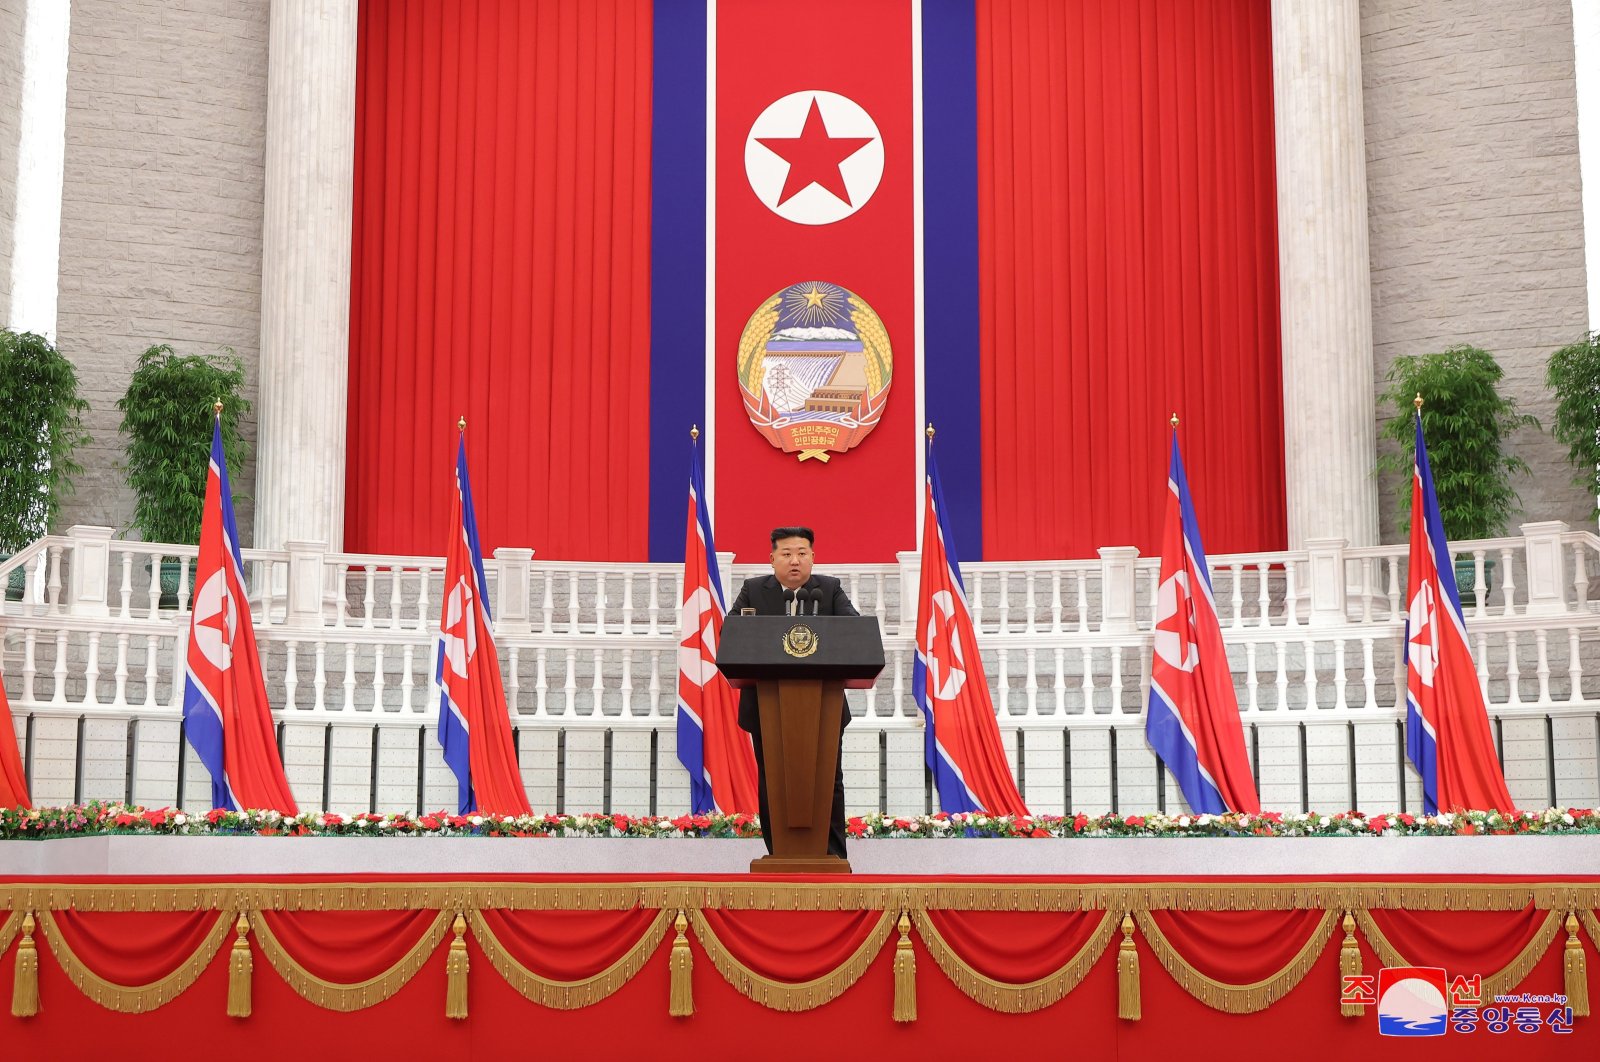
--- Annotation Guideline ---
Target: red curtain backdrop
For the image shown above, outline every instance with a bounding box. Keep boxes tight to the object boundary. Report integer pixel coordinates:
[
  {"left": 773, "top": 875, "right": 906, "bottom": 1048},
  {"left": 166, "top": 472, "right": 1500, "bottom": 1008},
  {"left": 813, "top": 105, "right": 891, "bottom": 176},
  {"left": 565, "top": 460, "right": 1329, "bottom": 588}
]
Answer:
[
  {"left": 977, "top": 0, "right": 1283, "bottom": 559},
  {"left": 348, "top": 0, "right": 653, "bottom": 559}
]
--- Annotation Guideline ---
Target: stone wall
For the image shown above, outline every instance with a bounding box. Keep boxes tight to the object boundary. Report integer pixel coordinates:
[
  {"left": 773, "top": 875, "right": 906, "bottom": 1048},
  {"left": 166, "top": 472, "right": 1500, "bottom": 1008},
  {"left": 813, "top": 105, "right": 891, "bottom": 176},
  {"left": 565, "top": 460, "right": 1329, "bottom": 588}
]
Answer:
[
  {"left": 0, "top": 0, "right": 28, "bottom": 315},
  {"left": 1362, "top": 0, "right": 1593, "bottom": 538},
  {"left": 53, "top": 0, "right": 268, "bottom": 540}
]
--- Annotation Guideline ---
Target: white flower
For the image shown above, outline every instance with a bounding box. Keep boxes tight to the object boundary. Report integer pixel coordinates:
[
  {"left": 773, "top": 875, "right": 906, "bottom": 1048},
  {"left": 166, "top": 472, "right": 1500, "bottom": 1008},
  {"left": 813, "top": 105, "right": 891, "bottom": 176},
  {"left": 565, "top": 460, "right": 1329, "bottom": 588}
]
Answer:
[
  {"left": 470, "top": 815, "right": 484, "bottom": 826},
  {"left": 1562, "top": 813, "right": 1575, "bottom": 825},
  {"left": 1196, "top": 814, "right": 1213, "bottom": 827},
  {"left": 173, "top": 814, "right": 187, "bottom": 826},
  {"left": 1176, "top": 816, "right": 1191, "bottom": 828}
]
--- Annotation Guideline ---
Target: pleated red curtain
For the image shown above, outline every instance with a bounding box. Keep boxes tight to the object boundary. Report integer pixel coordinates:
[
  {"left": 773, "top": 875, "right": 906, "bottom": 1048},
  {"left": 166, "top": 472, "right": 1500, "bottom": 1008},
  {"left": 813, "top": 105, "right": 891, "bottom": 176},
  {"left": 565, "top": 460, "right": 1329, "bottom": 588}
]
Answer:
[
  {"left": 348, "top": 0, "right": 653, "bottom": 559},
  {"left": 977, "top": 0, "right": 1283, "bottom": 559}
]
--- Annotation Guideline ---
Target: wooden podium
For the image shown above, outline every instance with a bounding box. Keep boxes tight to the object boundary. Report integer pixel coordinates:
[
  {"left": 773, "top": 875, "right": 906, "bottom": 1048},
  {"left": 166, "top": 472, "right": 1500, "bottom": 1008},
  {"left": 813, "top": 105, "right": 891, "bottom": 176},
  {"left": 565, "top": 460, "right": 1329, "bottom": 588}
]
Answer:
[{"left": 717, "top": 615, "right": 885, "bottom": 874}]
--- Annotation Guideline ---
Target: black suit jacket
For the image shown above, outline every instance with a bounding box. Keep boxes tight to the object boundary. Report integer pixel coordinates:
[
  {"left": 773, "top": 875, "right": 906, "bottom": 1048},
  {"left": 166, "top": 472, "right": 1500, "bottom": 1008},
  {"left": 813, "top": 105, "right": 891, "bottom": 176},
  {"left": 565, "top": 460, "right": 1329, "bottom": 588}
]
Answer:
[{"left": 726, "top": 573, "right": 859, "bottom": 732}]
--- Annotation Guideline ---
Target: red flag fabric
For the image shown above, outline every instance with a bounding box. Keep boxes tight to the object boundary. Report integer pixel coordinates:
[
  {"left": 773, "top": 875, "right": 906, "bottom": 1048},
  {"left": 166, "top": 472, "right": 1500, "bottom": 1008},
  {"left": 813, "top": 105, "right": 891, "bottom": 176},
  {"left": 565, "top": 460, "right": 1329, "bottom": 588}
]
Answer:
[{"left": 0, "top": 679, "right": 29, "bottom": 808}]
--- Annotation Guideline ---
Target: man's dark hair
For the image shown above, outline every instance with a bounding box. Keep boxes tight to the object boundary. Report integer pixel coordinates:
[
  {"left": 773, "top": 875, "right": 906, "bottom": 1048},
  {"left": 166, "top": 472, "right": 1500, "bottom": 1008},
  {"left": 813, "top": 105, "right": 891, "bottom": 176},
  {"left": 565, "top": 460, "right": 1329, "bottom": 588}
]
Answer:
[{"left": 770, "top": 526, "right": 814, "bottom": 547}]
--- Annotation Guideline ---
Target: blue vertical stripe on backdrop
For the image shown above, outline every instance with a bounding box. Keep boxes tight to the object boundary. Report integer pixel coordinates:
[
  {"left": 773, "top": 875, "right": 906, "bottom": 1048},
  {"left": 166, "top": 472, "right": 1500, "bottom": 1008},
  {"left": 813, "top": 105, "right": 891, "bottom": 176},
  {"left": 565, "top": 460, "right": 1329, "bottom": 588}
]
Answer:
[
  {"left": 920, "top": 0, "right": 983, "bottom": 561},
  {"left": 649, "top": 0, "right": 710, "bottom": 561}
]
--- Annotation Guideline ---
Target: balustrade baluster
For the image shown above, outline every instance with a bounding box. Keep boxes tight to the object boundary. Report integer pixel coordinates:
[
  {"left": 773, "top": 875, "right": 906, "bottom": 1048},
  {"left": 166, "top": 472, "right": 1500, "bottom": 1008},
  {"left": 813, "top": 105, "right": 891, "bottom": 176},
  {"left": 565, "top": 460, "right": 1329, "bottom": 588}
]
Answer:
[
  {"left": 563, "top": 648, "right": 578, "bottom": 716},
  {"left": 620, "top": 649, "right": 634, "bottom": 716},
  {"left": 51, "top": 630, "right": 68, "bottom": 704},
  {"left": 1285, "top": 563, "right": 1299, "bottom": 626},
  {"left": 118, "top": 552, "right": 134, "bottom": 618},
  {"left": 541, "top": 570, "right": 556, "bottom": 634},
  {"left": 84, "top": 631, "right": 101, "bottom": 706},
  {"left": 1572, "top": 542, "right": 1590, "bottom": 609},
  {"left": 1025, "top": 576, "right": 1037, "bottom": 634},
  {"left": 400, "top": 643, "right": 415, "bottom": 713},
  {"left": 144, "top": 555, "right": 160, "bottom": 615},
  {"left": 996, "top": 647, "right": 1010, "bottom": 715},
  {"left": 1504, "top": 631, "right": 1522, "bottom": 705},
  {"left": 891, "top": 649, "right": 905, "bottom": 717},
  {"left": 22, "top": 630, "right": 37, "bottom": 702},
  {"left": 141, "top": 633, "right": 157, "bottom": 707},
  {"left": 1568, "top": 628, "right": 1584, "bottom": 704},
  {"left": 1080, "top": 646, "right": 1095, "bottom": 713},
  {"left": 1053, "top": 646, "right": 1066, "bottom": 714},
  {"left": 1257, "top": 562, "right": 1271, "bottom": 626},
  {"left": 998, "top": 574, "right": 1011, "bottom": 633},
  {"left": 1245, "top": 643, "right": 1259, "bottom": 712},
  {"left": 1535, "top": 629, "right": 1551, "bottom": 704},
  {"left": 313, "top": 642, "right": 328, "bottom": 710},
  {"left": 567, "top": 572, "right": 581, "bottom": 635},
  {"left": 1076, "top": 570, "right": 1089, "bottom": 634},
  {"left": 1498, "top": 547, "right": 1516, "bottom": 615},
  {"left": 1025, "top": 647, "right": 1038, "bottom": 717},
  {"left": 591, "top": 648, "right": 605, "bottom": 715},
  {"left": 645, "top": 572, "right": 660, "bottom": 635},
  {"left": 388, "top": 567, "right": 404, "bottom": 630},
  {"left": 333, "top": 564, "right": 350, "bottom": 627},
  {"left": 417, "top": 565, "right": 432, "bottom": 634},
  {"left": 1386, "top": 557, "right": 1402, "bottom": 622},
  {"left": 1274, "top": 640, "right": 1289, "bottom": 711},
  {"left": 970, "top": 572, "right": 985, "bottom": 632},
  {"left": 1468, "top": 549, "right": 1487, "bottom": 619},
  {"left": 284, "top": 641, "right": 298, "bottom": 710},
  {"left": 1360, "top": 559, "right": 1375, "bottom": 623},
  {"left": 1300, "top": 637, "right": 1316, "bottom": 711},
  {"left": 649, "top": 649, "right": 663, "bottom": 717},
  {"left": 361, "top": 565, "right": 376, "bottom": 628},
  {"left": 595, "top": 575, "right": 608, "bottom": 634},
  {"left": 1230, "top": 564, "right": 1245, "bottom": 628},
  {"left": 1050, "top": 571, "right": 1063, "bottom": 633},
  {"left": 1109, "top": 647, "right": 1125, "bottom": 715},
  {"left": 47, "top": 545, "right": 63, "bottom": 609},
  {"left": 342, "top": 642, "right": 356, "bottom": 711},
  {"left": 372, "top": 644, "right": 386, "bottom": 711},
  {"left": 1475, "top": 632, "right": 1489, "bottom": 700},
  {"left": 113, "top": 632, "right": 130, "bottom": 706},
  {"left": 621, "top": 575, "right": 635, "bottom": 635},
  {"left": 1332, "top": 641, "right": 1347, "bottom": 710},
  {"left": 535, "top": 647, "right": 550, "bottom": 717}
]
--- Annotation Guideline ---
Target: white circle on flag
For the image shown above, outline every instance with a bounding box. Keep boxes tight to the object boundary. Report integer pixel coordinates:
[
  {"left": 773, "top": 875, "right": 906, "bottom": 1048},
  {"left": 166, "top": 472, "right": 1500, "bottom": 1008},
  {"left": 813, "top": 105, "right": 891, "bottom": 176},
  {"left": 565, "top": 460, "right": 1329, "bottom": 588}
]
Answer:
[{"left": 745, "top": 91, "right": 884, "bottom": 226}]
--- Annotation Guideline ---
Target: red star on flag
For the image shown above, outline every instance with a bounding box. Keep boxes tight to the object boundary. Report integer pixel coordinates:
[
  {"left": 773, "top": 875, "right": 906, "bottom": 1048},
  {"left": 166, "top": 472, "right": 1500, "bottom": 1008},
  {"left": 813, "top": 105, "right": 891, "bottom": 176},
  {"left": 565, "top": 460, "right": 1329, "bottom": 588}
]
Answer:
[{"left": 755, "top": 96, "right": 874, "bottom": 207}]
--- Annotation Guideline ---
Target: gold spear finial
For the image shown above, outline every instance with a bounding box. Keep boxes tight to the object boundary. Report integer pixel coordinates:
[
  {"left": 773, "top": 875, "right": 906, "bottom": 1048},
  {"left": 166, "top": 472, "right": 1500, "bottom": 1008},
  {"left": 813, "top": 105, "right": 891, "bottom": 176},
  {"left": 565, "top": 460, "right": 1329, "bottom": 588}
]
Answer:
[
  {"left": 1413, "top": 392, "right": 1424, "bottom": 412},
  {"left": 457, "top": 415, "right": 466, "bottom": 432},
  {"left": 925, "top": 422, "right": 936, "bottom": 440},
  {"left": 213, "top": 399, "right": 223, "bottom": 419},
  {"left": 690, "top": 424, "right": 699, "bottom": 441},
  {"left": 1170, "top": 413, "right": 1179, "bottom": 429}
]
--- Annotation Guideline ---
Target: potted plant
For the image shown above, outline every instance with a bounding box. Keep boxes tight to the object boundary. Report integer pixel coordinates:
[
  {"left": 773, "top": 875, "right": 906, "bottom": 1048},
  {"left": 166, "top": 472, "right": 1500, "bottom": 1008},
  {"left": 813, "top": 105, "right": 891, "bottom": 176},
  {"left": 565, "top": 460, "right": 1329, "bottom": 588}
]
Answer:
[
  {"left": 0, "top": 330, "right": 89, "bottom": 600},
  {"left": 116, "top": 344, "right": 250, "bottom": 606},
  {"left": 1546, "top": 331, "right": 1600, "bottom": 523},
  {"left": 1377, "top": 344, "right": 1537, "bottom": 594}
]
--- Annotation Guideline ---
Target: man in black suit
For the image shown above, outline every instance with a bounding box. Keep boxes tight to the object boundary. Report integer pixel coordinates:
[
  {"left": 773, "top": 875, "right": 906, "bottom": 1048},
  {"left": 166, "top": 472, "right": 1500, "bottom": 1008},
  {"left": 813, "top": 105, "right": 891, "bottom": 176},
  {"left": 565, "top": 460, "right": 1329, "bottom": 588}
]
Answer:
[{"left": 727, "top": 526, "right": 858, "bottom": 859}]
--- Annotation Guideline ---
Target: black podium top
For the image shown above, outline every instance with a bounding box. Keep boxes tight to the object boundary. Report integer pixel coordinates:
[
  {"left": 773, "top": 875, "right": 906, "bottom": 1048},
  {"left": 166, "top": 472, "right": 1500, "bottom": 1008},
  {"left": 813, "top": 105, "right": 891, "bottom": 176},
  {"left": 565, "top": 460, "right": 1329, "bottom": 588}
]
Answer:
[{"left": 716, "top": 615, "right": 886, "bottom": 689}]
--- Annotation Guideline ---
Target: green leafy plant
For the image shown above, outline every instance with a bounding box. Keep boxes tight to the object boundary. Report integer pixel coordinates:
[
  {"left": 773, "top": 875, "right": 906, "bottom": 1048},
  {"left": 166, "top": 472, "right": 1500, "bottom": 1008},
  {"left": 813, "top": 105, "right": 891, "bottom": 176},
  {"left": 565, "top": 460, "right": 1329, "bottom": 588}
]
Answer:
[
  {"left": 116, "top": 344, "right": 250, "bottom": 544},
  {"left": 1377, "top": 344, "right": 1537, "bottom": 540},
  {"left": 0, "top": 329, "right": 89, "bottom": 553},
  {"left": 1546, "top": 332, "right": 1600, "bottom": 520}
]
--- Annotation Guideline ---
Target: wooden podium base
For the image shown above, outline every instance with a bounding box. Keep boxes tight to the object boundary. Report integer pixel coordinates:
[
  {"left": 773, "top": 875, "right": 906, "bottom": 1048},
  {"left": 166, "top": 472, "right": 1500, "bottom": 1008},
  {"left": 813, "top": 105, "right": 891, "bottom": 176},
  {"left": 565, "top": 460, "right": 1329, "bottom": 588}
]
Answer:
[{"left": 749, "top": 854, "right": 852, "bottom": 875}]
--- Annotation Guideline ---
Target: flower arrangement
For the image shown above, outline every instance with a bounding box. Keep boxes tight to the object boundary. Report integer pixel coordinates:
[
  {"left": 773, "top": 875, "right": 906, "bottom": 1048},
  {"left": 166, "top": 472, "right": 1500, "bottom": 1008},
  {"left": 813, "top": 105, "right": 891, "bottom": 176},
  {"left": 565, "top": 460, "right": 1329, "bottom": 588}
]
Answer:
[{"left": 2, "top": 803, "right": 1598, "bottom": 841}]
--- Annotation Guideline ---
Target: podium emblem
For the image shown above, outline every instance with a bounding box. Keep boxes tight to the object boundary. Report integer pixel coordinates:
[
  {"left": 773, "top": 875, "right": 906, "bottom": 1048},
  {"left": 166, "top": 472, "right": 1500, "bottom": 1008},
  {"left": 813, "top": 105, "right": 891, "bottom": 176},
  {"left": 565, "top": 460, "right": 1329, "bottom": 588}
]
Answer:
[
  {"left": 782, "top": 624, "right": 819, "bottom": 658},
  {"left": 737, "top": 280, "right": 893, "bottom": 462}
]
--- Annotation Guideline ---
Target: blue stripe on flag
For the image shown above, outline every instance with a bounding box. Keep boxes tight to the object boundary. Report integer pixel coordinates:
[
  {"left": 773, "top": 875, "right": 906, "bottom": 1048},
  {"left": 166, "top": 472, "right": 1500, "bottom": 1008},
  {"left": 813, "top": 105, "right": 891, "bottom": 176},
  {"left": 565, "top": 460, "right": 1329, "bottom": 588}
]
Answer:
[
  {"left": 1415, "top": 416, "right": 1464, "bottom": 614},
  {"left": 922, "top": 0, "right": 983, "bottom": 562},
  {"left": 648, "top": 0, "right": 710, "bottom": 562},
  {"left": 1405, "top": 692, "right": 1439, "bottom": 815},
  {"left": 912, "top": 653, "right": 983, "bottom": 815},
  {"left": 1144, "top": 686, "right": 1227, "bottom": 815}
]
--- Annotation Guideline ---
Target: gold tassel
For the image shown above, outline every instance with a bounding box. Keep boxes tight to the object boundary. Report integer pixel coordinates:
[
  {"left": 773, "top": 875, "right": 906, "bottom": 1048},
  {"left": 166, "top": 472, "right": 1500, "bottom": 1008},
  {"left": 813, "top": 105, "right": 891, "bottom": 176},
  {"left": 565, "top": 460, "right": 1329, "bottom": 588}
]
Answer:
[
  {"left": 893, "top": 911, "right": 916, "bottom": 1023},
  {"left": 12, "top": 911, "right": 38, "bottom": 1018},
  {"left": 1340, "top": 911, "right": 1363, "bottom": 1018},
  {"left": 1117, "top": 913, "right": 1139, "bottom": 1021},
  {"left": 1565, "top": 912, "right": 1589, "bottom": 1018},
  {"left": 669, "top": 910, "right": 694, "bottom": 1018},
  {"left": 227, "top": 913, "right": 252, "bottom": 1018},
  {"left": 445, "top": 913, "right": 469, "bottom": 1020}
]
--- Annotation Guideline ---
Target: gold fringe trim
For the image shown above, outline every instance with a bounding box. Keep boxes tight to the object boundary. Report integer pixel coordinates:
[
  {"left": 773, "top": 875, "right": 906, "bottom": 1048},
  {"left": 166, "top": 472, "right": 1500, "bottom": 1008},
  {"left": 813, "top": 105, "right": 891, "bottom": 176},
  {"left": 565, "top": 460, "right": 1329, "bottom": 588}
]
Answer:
[
  {"left": 1117, "top": 914, "right": 1139, "bottom": 1021},
  {"left": 1131, "top": 908, "right": 1337, "bottom": 1014},
  {"left": 12, "top": 911, "right": 38, "bottom": 1018},
  {"left": 1339, "top": 911, "right": 1363, "bottom": 1018},
  {"left": 36, "top": 908, "right": 232, "bottom": 1014},
  {"left": 669, "top": 910, "right": 693, "bottom": 1018},
  {"left": 690, "top": 907, "right": 895, "bottom": 1012},
  {"left": 909, "top": 908, "right": 1116, "bottom": 1014},
  {"left": 1, "top": 880, "right": 1595, "bottom": 916},
  {"left": 226, "top": 913, "right": 251, "bottom": 1018},
  {"left": 250, "top": 908, "right": 451, "bottom": 1012},
  {"left": 892, "top": 912, "right": 916, "bottom": 1022},
  {"left": 0, "top": 909, "right": 21, "bottom": 957},
  {"left": 445, "top": 913, "right": 468, "bottom": 1020},
  {"left": 1580, "top": 908, "right": 1600, "bottom": 958},
  {"left": 466, "top": 906, "right": 670, "bottom": 1011},
  {"left": 1355, "top": 907, "right": 1562, "bottom": 1000},
  {"left": 1564, "top": 912, "right": 1589, "bottom": 1018}
]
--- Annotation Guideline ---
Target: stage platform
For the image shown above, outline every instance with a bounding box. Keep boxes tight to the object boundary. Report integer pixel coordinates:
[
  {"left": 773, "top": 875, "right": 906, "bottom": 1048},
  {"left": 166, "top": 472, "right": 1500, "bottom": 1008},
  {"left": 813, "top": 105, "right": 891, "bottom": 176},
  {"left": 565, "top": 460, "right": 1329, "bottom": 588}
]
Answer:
[{"left": 3, "top": 838, "right": 1599, "bottom": 1059}]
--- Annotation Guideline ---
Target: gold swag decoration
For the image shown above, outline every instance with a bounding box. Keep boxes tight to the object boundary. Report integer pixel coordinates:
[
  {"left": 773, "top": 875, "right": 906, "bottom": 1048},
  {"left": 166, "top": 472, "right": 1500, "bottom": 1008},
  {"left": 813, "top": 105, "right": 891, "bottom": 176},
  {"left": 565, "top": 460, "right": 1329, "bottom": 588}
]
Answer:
[
  {"left": 1131, "top": 908, "right": 1338, "bottom": 1014},
  {"left": 910, "top": 908, "right": 1118, "bottom": 1014},
  {"left": 689, "top": 907, "right": 896, "bottom": 1012},
  {"left": 249, "top": 908, "right": 452, "bottom": 1012},
  {"left": 467, "top": 907, "right": 670, "bottom": 1010}
]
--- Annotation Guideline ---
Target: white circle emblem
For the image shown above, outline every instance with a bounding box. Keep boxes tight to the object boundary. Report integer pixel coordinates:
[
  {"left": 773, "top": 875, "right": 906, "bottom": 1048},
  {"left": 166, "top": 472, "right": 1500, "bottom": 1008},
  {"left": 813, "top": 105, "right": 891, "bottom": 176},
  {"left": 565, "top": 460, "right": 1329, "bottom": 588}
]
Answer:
[{"left": 745, "top": 90, "right": 884, "bottom": 226}]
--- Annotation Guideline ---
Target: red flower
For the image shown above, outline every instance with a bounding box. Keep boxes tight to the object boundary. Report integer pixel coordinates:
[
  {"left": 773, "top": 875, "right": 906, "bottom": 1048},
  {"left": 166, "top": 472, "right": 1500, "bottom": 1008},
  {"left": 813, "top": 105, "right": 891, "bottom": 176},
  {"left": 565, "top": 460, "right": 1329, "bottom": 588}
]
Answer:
[
  {"left": 1368, "top": 816, "right": 1388, "bottom": 834},
  {"left": 612, "top": 815, "right": 631, "bottom": 832},
  {"left": 893, "top": 818, "right": 912, "bottom": 830},
  {"left": 1030, "top": 828, "right": 1049, "bottom": 838},
  {"left": 1072, "top": 813, "right": 1088, "bottom": 833},
  {"left": 1125, "top": 815, "right": 1146, "bottom": 827},
  {"left": 207, "top": 808, "right": 228, "bottom": 825},
  {"left": 419, "top": 815, "right": 440, "bottom": 830},
  {"left": 1398, "top": 813, "right": 1415, "bottom": 826},
  {"left": 113, "top": 813, "right": 137, "bottom": 827},
  {"left": 846, "top": 817, "right": 867, "bottom": 837},
  {"left": 142, "top": 809, "right": 168, "bottom": 826}
]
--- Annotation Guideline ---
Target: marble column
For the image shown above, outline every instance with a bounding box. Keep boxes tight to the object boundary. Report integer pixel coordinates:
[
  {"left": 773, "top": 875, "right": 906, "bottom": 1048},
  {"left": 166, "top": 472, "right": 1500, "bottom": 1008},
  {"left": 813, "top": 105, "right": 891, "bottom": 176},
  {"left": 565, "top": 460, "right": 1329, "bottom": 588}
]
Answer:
[
  {"left": 1272, "top": 0, "right": 1379, "bottom": 548},
  {"left": 254, "top": 0, "right": 358, "bottom": 554}
]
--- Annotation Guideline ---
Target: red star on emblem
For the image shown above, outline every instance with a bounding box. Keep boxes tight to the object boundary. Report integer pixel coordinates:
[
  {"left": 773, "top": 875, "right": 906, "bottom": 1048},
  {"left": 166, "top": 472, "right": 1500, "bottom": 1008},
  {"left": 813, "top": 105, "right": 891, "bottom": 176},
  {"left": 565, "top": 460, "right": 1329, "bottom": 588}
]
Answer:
[{"left": 755, "top": 97, "right": 874, "bottom": 208}]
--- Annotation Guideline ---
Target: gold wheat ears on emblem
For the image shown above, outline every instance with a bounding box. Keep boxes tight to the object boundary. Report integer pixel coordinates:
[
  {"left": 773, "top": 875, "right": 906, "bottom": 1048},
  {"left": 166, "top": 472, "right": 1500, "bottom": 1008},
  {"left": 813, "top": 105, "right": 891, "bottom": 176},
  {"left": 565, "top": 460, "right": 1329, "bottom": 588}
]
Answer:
[
  {"left": 848, "top": 296, "right": 892, "bottom": 396},
  {"left": 737, "top": 295, "right": 782, "bottom": 393}
]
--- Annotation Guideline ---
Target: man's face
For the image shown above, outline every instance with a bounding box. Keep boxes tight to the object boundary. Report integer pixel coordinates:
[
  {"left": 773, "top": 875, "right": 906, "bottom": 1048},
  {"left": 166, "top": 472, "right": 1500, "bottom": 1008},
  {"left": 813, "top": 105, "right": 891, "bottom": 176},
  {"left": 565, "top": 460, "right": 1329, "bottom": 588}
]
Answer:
[{"left": 770, "top": 536, "right": 815, "bottom": 590}]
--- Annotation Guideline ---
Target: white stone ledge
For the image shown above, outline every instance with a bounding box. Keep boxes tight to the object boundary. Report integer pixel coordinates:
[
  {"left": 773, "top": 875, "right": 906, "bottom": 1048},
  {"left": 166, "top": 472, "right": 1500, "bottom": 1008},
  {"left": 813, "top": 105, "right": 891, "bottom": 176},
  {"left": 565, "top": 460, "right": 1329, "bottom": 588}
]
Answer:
[{"left": 2, "top": 835, "right": 1598, "bottom": 878}]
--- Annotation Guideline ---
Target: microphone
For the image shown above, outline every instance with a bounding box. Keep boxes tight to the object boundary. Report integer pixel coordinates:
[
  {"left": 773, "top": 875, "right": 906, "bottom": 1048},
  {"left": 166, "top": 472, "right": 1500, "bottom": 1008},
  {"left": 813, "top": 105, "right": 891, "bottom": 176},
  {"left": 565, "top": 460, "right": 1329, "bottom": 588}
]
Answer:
[
  {"left": 782, "top": 587, "right": 796, "bottom": 616},
  {"left": 808, "top": 587, "right": 823, "bottom": 615}
]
